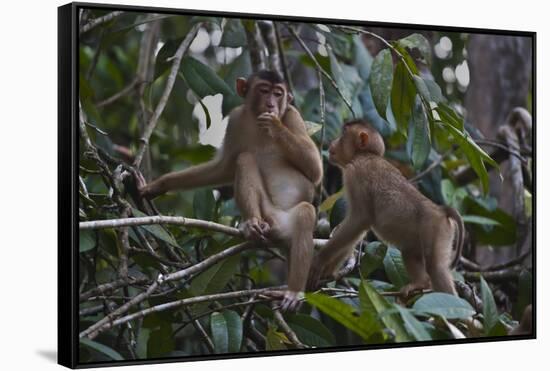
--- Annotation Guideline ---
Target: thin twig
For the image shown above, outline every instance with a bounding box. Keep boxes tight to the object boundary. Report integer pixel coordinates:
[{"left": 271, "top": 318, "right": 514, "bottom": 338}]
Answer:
[
  {"left": 80, "top": 11, "right": 124, "bottom": 35},
  {"left": 272, "top": 306, "right": 307, "bottom": 348},
  {"left": 409, "top": 148, "right": 453, "bottom": 183},
  {"left": 133, "top": 23, "right": 201, "bottom": 168},
  {"left": 287, "top": 25, "right": 355, "bottom": 117},
  {"left": 96, "top": 78, "right": 138, "bottom": 108}
]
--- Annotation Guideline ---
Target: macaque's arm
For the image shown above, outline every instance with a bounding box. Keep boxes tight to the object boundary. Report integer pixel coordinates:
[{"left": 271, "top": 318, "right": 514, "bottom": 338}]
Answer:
[{"left": 260, "top": 107, "right": 323, "bottom": 185}]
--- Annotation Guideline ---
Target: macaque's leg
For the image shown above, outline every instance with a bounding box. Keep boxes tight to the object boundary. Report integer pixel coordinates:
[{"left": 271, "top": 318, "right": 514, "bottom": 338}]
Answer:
[
  {"left": 234, "top": 152, "right": 271, "bottom": 241},
  {"left": 307, "top": 216, "right": 367, "bottom": 291},
  {"left": 400, "top": 246, "right": 431, "bottom": 297},
  {"left": 142, "top": 158, "right": 234, "bottom": 199},
  {"left": 425, "top": 229, "right": 457, "bottom": 295},
  {"left": 281, "top": 202, "right": 316, "bottom": 311}
]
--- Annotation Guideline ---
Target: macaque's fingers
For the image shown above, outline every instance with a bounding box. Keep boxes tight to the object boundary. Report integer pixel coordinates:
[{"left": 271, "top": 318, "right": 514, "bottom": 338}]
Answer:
[
  {"left": 281, "top": 290, "right": 302, "bottom": 312},
  {"left": 240, "top": 218, "right": 270, "bottom": 242}
]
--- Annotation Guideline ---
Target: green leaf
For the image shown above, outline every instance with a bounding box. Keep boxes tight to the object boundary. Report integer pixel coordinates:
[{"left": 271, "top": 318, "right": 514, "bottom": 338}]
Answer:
[
  {"left": 219, "top": 19, "right": 247, "bottom": 47},
  {"left": 436, "top": 104, "right": 464, "bottom": 132},
  {"left": 396, "top": 306, "right": 432, "bottom": 341},
  {"left": 423, "top": 78, "right": 445, "bottom": 103},
  {"left": 329, "top": 197, "right": 347, "bottom": 229},
  {"left": 413, "top": 293, "right": 475, "bottom": 319},
  {"left": 306, "top": 293, "right": 374, "bottom": 341},
  {"left": 461, "top": 215, "right": 502, "bottom": 226},
  {"left": 304, "top": 121, "right": 323, "bottom": 137},
  {"left": 197, "top": 99, "right": 212, "bottom": 129},
  {"left": 223, "top": 310, "right": 243, "bottom": 353},
  {"left": 175, "top": 144, "right": 217, "bottom": 165},
  {"left": 413, "top": 75, "right": 431, "bottom": 103},
  {"left": 79, "top": 230, "right": 96, "bottom": 253},
  {"left": 147, "top": 323, "right": 175, "bottom": 358},
  {"left": 383, "top": 246, "right": 409, "bottom": 289},
  {"left": 369, "top": 49, "right": 393, "bottom": 119},
  {"left": 211, "top": 310, "right": 243, "bottom": 353},
  {"left": 360, "top": 281, "right": 412, "bottom": 342},
  {"left": 132, "top": 208, "right": 180, "bottom": 248},
  {"left": 193, "top": 188, "right": 216, "bottom": 221},
  {"left": 266, "top": 327, "right": 288, "bottom": 350},
  {"left": 190, "top": 254, "right": 240, "bottom": 297},
  {"left": 480, "top": 276, "right": 499, "bottom": 335},
  {"left": 360, "top": 241, "right": 388, "bottom": 277},
  {"left": 463, "top": 197, "right": 517, "bottom": 246},
  {"left": 319, "top": 189, "right": 344, "bottom": 213},
  {"left": 180, "top": 57, "right": 234, "bottom": 98},
  {"left": 391, "top": 60, "right": 416, "bottom": 134},
  {"left": 80, "top": 338, "right": 124, "bottom": 361},
  {"left": 408, "top": 96, "right": 431, "bottom": 170},
  {"left": 286, "top": 314, "right": 336, "bottom": 347},
  {"left": 154, "top": 38, "right": 183, "bottom": 81},
  {"left": 515, "top": 270, "right": 532, "bottom": 320},
  {"left": 352, "top": 34, "right": 373, "bottom": 79},
  {"left": 398, "top": 33, "right": 432, "bottom": 65}
]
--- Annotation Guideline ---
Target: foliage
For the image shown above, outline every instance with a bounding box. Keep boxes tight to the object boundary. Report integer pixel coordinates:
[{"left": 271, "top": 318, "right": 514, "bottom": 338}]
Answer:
[{"left": 78, "top": 10, "right": 532, "bottom": 362}]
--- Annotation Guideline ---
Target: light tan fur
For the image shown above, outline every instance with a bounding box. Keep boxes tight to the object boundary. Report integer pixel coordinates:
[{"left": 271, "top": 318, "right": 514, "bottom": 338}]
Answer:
[
  {"left": 139, "top": 71, "right": 323, "bottom": 310},
  {"left": 307, "top": 120, "right": 463, "bottom": 297}
]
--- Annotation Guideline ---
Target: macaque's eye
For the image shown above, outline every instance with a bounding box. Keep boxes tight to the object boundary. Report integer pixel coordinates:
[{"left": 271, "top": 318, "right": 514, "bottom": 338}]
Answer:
[
  {"left": 259, "top": 87, "right": 270, "bottom": 94},
  {"left": 273, "top": 90, "right": 283, "bottom": 98}
]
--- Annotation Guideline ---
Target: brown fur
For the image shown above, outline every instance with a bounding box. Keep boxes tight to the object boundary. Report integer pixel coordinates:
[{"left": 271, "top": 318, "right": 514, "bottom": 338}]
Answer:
[
  {"left": 308, "top": 120, "right": 464, "bottom": 297},
  {"left": 139, "top": 71, "right": 323, "bottom": 311}
]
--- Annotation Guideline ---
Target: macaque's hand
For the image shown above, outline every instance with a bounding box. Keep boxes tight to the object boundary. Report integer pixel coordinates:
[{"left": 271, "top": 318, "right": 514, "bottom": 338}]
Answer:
[
  {"left": 239, "top": 217, "right": 271, "bottom": 242},
  {"left": 257, "top": 112, "right": 284, "bottom": 139},
  {"left": 281, "top": 290, "right": 304, "bottom": 312},
  {"left": 134, "top": 171, "right": 151, "bottom": 199}
]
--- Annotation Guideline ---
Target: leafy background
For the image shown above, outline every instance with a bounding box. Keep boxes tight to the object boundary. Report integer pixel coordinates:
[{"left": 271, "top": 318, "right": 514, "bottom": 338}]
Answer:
[{"left": 78, "top": 8, "right": 533, "bottom": 363}]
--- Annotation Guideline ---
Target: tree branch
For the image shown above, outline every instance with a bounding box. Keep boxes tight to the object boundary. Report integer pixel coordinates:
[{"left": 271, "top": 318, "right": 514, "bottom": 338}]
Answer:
[
  {"left": 133, "top": 23, "right": 201, "bottom": 168},
  {"left": 80, "top": 11, "right": 123, "bottom": 35}
]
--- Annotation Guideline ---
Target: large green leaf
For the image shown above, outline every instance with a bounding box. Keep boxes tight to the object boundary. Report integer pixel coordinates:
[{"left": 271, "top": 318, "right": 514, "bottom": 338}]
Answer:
[
  {"left": 360, "top": 241, "right": 388, "bottom": 277},
  {"left": 480, "top": 276, "right": 499, "bottom": 335},
  {"left": 383, "top": 246, "right": 409, "bottom": 289},
  {"left": 132, "top": 208, "right": 180, "bottom": 248},
  {"left": 79, "top": 230, "right": 96, "bottom": 253},
  {"left": 461, "top": 215, "right": 501, "bottom": 226},
  {"left": 391, "top": 60, "right": 416, "bottom": 134},
  {"left": 180, "top": 57, "right": 234, "bottom": 98},
  {"left": 360, "top": 281, "right": 412, "bottom": 342},
  {"left": 286, "top": 314, "right": 336, "bottom": 347},
  {"left": 413, "top": 293, "right": 475, "bottom": 319},
  {"left": 329, "top": 197, "right": 347, "bottom": 229},
  {"left": 80, "top": 338, "right": 124, "bottom": 361},
  {"left": 396, "top": 306, "right": 432, "bottom": 341},
  {"left": 193, "top": 188, "right": 216, "bottom": 222},
  {"left": 463, "top": 197, "right": 517, "bottom": 246},
  {"left": 219, "top": 19, "right": 247, "bottom": 47},
  {"left": 266, "top": 327, "right": 288, "bottom": 350},
  {"left": 210, "top": 310, "right": 243, "bottom": 353},
  {"left": 369, "top": 49, "right": 393, "bottom": 119},
  {"left": 397, "top": 33, "right": 432, "bottom": 65},
  {"left": 190, "top": 254, "right": 240, "bottom": 297},
  {"left": 306, "top": 293, "right": 375, "bottom": 341},
  {"left": 147, "top": 323, "right": 175, "bottom": 358},
  {"left": 407, "top": 96, "right": 431, "bottom": 170}
]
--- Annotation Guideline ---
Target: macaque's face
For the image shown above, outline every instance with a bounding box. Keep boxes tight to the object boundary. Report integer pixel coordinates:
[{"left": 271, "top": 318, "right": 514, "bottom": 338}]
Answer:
[
  {"left": 328, "top": 125, "right": 360, "bottom": 167},
  {"left": 238, "top": 77, "right": 291, "bottom": 118}
]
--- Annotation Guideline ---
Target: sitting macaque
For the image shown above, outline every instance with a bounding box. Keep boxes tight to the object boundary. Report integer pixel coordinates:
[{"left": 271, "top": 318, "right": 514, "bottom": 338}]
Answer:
[
  {"left": 307, "top": 120, "right": 464, "bottom": 297},
  {"left": 139, "top": 70, "right": 323, "bottom": 310}
]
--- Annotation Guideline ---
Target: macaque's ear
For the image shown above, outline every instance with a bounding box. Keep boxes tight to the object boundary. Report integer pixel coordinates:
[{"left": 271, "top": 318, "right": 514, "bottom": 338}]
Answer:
[
  {"left": 236, "top": 77, "right": 248, "bottom": 97},
  {"left": 358, "top": 131, "right": 369, "bottom": 150},
  {"left": 287, "top": 91, "right": 294, "bottom": 104}
]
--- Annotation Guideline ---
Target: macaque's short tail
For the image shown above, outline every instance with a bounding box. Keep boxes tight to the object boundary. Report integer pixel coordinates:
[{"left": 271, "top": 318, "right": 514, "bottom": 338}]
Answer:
[{"left": 444, "top": 207, "right": 464, "bottom": 268}]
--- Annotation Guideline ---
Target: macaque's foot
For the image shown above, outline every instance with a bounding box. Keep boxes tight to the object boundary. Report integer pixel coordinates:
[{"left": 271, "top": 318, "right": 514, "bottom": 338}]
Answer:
[
  {"left": 239, "top": 217, "right": 271, "bottom": 242},
  {"left": 281, "top": 290, "right": 304, "bottom": 312},
  {"left": 399, "top": 282, "right": 430, "bottom": 299}
]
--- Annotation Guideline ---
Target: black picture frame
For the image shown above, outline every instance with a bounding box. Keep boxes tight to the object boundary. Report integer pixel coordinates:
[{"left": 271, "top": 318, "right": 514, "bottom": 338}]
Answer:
[{"left": 59, "top": 2, "right": 536, "bottom": 369}]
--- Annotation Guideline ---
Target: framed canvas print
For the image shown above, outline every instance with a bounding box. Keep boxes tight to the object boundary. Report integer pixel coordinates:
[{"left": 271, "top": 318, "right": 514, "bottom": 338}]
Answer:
[{"left": 58, "top": 2, "right": 536, "bottom": 368}]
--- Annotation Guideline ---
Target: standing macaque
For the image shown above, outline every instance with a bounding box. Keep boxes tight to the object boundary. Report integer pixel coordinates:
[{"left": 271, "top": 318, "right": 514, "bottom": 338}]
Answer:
[
  {"left": 307, "top": 120, "right": 464, "bottom": 297},
  {"left": 139, "top": 70, "right": 323, "bottom": 311}
]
